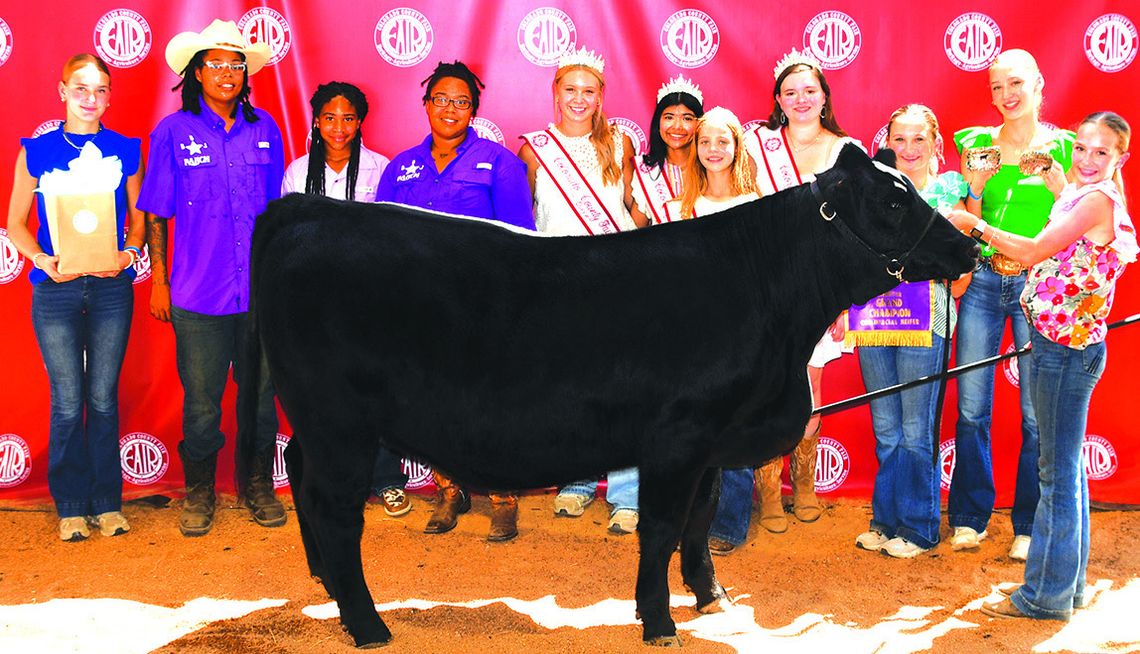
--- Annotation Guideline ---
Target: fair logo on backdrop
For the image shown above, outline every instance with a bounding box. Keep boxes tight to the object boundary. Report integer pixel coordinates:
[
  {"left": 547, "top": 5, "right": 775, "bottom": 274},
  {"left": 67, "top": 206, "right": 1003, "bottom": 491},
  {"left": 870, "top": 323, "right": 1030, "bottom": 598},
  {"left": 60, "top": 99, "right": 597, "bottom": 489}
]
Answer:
[
  {"left": 239, "top": 7, "right": 291, "bottom": 67},
  {"left": 609, "top": 117, "right": 647, "bottom": 155},
  {"left": 470, "top": 117, "right": 505, "bottom": 145},
  {"left": 517, "top": 7, "right": 576, "bottom": 67},
  {"left": 374, "top": 8, "right": 433, "bottom": 68},
  {"left": 1084, "top": 434, "right": 1118, "bottom": 480},
  {"left": 0, "top": 228, "right": 24, "bottom": 285},
  {"left": 870, "top": 124, "right": 889, "bottom": 156},
  {"left": 742, "top": 119, "right": 764, "bottom": 134},
  {"left": 815, "top": 436, "right": 850, "bottom": 493},
  {"left": 93, "top": 9, "right": 151, "bottom": 68},
  {"left": 660, "top": 9, "right": 719, "bottom": 69},
  {"left": 131, "top": 244, "right": 152, "bottom": 284},
  {"left": 803, "top": 11, "right": 861, "bottom": 70},
  {"left": 403, "top": 457, "right": 434, "bottom": 490},
  {"left": 1085, "top": 14, "right": 1138, "bottom": 73},
  {"left": 0, "top": 18, "right": 12, "bottom": 67},
  {"left": 273, "top": 433, "right": 291, "bottom": 489},
  {"left": 0, "top": 434, "right": 32, "bottom": 488},
  {"left": 1002, "top": 342, "right": 1020, "bottom": 387},
  {"left": 119, "top": 432, "right": 168, "bottom": 485},
  {"left": 33, "top": 119, "right": 63, "bottom": 137},
  {"left": 944, "top": 13, "right": 1002, "bottom": 72},
  {"left": 939, "top": 439, "right": 956, "bottom": 490}
]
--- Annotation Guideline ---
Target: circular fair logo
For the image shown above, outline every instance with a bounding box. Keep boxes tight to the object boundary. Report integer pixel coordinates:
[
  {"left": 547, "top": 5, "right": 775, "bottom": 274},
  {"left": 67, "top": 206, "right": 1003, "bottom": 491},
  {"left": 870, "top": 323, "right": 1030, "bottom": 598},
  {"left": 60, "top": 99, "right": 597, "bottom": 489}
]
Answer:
[
  {"left": 239, "top": 7, "right": 291, "bottom": 67},
  {"left": 517, "top": 7, "right": 576, "bottom": 67},
  {"left": 93, "top": 9, "right": 152, "bottom": 68},
  {"left": 470, "top": 117, "right": 505, "bottom": 145},
  {"left": 871, "top": 123, "right": 889, "bottom": 156},
  {"left": 0, "top": 18, "right": 12, "bottom": 67},
  {"left": 742, "top": 119, "right": 765, "bottom": 133},
  {"left": 0, "top": 434, "right": 32, "bottom": 488},
  {"left": 803, "top": 11, "right": 861, "bottom": 70},
  {"left": 131, "top": 244, "right": 152, "bottom": 284},
  {"left": 402, "top": 457, "right": 434, "bottom": 490},
  {"left": 119, "top": 432, "right": 168, "bottom": 485},
  {"left": 660, "top": 9, "right": 719, "bottom": 69},
  {"left": 1083, "top": 434, "right": 1118, "bottom": 480},
  {"left": 939, "top": 439, "right": 956, "bottom": 491},
  {"left": 33, "top": 120, "right": 63, "bottom": 137},
  {"left": 273, "top": 432, "right": 291, "bottom": 489},
  {"left": 609, "top": 117, "right": 647, "bottom": 155},
  {"left": 945, "top": 13, "right": 1002, "bottom": 72},
  {"left": 815, "top": 436, "right": 850, "bottom": 493},
  {"left": 0, "top": 228, "right": 25, "bottom": 284},
  {"left": 1001, "top": 341, "right": 1021, "bottom": 387},
  {"left": 1085, "top": 14, "right": 1138, "bottom": 73},
  {"left": 374, "top": 8, "right": 433, "bottom": 68}
]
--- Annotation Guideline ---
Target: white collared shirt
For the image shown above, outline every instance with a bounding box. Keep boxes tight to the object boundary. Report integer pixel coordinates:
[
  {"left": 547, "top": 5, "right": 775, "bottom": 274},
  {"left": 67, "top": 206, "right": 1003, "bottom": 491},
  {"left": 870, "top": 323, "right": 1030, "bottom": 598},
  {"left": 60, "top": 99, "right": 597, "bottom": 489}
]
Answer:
[{"left": 282, "top": 144, "right": 390, "bottom": 202}]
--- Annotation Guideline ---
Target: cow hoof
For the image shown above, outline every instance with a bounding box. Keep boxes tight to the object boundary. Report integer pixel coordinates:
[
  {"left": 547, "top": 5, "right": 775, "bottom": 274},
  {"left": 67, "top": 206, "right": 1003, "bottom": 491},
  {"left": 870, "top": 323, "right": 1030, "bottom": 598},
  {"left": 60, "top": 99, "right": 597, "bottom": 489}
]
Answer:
[{"left": 646, "top": 635, "right": 683, "bottom": 647}]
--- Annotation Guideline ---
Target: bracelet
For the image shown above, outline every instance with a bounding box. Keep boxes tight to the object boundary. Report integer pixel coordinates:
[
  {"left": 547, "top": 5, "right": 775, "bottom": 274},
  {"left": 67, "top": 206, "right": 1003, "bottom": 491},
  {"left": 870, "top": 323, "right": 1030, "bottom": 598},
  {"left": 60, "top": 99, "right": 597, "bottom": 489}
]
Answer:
[
  {"left": 124, "top": 249, "right": 138, "bottom": 269},
  {"left": 125, "top": 245, "right": 143, "bottom": 259},
  {"left": 32, "top": 252, "right": 49, "bottom": 269},
  {"left": 967, "top": 186, "right": 983, "bottom": 201}
]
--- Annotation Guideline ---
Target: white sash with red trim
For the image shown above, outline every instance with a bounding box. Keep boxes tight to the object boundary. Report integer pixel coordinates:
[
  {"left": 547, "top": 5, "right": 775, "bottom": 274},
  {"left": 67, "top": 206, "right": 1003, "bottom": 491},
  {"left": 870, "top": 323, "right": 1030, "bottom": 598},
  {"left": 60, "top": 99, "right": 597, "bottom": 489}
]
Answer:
[
  {"left": 632, "top": 156, "right": 682, "bottom": 224},
  {"left": 523, "top": 129, "right": 621, "bottom": 236},
  {"left": 746, "top": 125, "right": 802, "bottom": 196}
]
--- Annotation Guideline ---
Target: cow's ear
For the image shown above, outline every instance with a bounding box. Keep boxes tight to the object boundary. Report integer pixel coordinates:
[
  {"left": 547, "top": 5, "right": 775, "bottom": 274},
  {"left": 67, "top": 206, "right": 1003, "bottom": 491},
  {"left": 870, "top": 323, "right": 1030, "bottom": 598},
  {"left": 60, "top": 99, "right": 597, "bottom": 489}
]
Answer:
[
  {"left": 873, "top": 148, "right": 898, "bottom": 169},
  {"left": 836, "top": 142, "right": 870, "bottom": 170}
]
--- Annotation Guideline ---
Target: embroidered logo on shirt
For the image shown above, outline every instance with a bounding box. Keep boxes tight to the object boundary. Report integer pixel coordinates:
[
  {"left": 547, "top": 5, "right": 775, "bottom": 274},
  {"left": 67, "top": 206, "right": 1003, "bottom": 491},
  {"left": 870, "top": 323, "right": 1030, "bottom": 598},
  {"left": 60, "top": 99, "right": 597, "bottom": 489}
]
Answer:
[
  {"left": 258, "top": 141, "right": 271, "bottom": 149},
  {"left": 396, "top": 159, "right": 424, "bottom": 182},
  {"left": 179, "top": 135, "right": 211, "bottom": 166},
  {"left": 476, "top": 162, "right": 493, "bottom": 170}
]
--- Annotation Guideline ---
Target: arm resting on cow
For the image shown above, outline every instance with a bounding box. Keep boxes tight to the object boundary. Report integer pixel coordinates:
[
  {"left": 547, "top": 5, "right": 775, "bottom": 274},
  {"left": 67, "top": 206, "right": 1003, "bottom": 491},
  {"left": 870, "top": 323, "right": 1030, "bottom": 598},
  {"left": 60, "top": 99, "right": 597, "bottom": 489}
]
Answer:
[{"left": 146, "top": 212, "right": 172, "bottom": 322}]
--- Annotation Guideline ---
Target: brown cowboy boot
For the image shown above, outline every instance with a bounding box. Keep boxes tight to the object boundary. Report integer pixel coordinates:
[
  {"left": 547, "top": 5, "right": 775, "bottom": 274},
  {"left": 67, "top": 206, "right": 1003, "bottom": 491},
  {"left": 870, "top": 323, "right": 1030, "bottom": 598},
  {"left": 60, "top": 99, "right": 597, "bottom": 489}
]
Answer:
[
  {"left": 487, "top": 492, "right": 519, "bottom": 542},
  {"left": 245, "top": 446, "right": 287, "bottom": 527},
  {"left": 755, "top": 459, "right": 788, "bottom": 533},
  {"left": 790, "top": 422, "right": 823, "bottom": 522},
  {"left": 424, "top": 471, "right": 470, "bottom": 534},
  {"left": 178, "top": 444, "right": 218, "bottom": 537}
]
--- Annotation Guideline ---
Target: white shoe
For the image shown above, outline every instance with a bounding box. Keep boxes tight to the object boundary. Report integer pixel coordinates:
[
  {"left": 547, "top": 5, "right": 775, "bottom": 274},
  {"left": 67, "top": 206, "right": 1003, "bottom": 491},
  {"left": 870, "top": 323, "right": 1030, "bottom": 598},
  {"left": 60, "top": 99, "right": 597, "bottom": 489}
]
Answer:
[
  {"left": 93, "top": 511, "right": 130, "bottom": 537},
  {"left": 950, "top": 526, "right": 988, "bottom": 551},
  {"left": 607, "top": 509, "right": 638, "bottom": 535},
  {"left": 881, "top": 537, "right": 929, "bottom": 559},
  {"left": 59, "top": 516, "right": 90, "bottom": 542},
  {"left": 1009, "top": 535, "right": 1031, "bottom": 561},
  {"left": 553, "top": 492, "right": 593, "bottom": 517},
  {"left": 855, "top": 529, "right": 889, "bottom": 551}
]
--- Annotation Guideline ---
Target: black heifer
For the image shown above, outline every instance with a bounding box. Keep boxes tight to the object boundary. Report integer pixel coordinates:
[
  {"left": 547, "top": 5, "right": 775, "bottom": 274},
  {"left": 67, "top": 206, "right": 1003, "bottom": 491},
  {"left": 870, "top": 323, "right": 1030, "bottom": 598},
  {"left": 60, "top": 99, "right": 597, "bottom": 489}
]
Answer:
[{"left": 242, "top": 145, "right": 977, "bottom": 648}]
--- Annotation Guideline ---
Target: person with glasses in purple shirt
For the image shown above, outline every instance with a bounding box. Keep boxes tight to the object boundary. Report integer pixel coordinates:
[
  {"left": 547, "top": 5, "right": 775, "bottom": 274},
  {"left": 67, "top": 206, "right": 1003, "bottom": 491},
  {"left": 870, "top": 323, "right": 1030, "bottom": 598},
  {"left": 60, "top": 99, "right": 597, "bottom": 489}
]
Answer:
[
  {"left": 137, "top": 20, "right": 286, "bottom": 537},
  {"left": 377, "top": 60, "right": 534, "bottom": 542}
]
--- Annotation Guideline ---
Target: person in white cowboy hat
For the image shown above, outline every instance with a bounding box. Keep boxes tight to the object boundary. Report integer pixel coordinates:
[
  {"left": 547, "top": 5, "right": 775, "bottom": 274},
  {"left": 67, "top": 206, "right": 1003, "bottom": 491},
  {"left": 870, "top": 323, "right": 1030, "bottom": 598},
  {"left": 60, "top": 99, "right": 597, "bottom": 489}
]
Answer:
[{"left": 136, "top": 19, "right": 286, "bottom": 537}]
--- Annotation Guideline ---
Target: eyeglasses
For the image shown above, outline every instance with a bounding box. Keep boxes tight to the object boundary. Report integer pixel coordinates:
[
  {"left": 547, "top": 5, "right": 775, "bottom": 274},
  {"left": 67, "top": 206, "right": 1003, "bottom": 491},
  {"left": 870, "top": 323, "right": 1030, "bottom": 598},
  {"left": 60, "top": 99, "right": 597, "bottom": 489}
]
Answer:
[
  {"left": 429, "top": 95, "right": 472, "bottom": 110},
  {"left": 203, "top": 61, "right": 247, "bottom": 73}
]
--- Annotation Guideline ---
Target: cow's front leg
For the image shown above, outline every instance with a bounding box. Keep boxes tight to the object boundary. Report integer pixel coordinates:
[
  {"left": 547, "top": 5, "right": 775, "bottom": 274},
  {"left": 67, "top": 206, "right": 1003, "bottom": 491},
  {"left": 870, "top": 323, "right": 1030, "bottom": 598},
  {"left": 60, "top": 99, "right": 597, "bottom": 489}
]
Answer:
[
  {"left": 635, "top": 468, "right": 702, "bottom": 646},
  {"left": 679, "top": 467, "right": 728, "bottom": 613}
]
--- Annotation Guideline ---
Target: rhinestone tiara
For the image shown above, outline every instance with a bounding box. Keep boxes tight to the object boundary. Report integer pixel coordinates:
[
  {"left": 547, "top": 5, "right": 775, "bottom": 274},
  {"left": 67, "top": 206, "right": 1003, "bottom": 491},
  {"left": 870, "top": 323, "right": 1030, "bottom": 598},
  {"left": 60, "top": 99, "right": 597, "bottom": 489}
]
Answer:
[
  {"left": 773, "top": 47, "right": 821, "bottom": 79},
  {"left": 656, "top": 74, "right": 703, "bottom": 104},
  {"left": 559, "top": 46, "right": 605, "bottom": 74}
]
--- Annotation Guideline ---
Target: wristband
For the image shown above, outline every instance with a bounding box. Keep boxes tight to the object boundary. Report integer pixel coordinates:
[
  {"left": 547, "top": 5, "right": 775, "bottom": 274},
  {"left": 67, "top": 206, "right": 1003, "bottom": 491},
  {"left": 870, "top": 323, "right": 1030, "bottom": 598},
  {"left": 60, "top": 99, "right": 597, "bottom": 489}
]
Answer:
[
  {"left": 967, "top": 186, "right": 983, "bottom": 201},
  {"left": 124, "top": 249, "right": 138, "bottom": 269},
  {"left": 125, "top": 245, "right": 143, "bottom": 259},
  {"left": 969, "top": 219, "right": 988, "bottom": 240}
]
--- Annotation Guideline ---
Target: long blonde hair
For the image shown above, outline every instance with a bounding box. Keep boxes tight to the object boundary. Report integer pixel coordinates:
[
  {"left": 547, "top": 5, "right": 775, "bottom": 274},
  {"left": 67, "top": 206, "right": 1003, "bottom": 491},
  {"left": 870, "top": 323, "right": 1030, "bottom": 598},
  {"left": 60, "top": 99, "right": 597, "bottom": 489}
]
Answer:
[
  {"left": 676, "top": 107, "right": 756, "bottom": 219},
  {"left": 552, "top": 64, "right": 622, "bottom": 186}
]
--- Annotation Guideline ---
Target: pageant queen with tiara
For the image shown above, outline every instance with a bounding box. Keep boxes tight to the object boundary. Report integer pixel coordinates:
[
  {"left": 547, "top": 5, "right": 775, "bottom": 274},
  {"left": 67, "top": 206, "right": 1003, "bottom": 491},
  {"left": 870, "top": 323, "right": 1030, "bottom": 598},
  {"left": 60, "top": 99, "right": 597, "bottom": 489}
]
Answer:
[{"left": 629, "top": 75, "right": 705, "bottom": 226}]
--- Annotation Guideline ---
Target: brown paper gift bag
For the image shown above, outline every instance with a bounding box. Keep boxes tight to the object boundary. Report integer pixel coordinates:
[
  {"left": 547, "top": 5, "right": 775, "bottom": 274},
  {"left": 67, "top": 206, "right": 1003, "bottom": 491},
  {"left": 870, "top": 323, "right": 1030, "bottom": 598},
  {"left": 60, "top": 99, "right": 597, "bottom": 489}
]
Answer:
[{"left": 42, "top": 191, "right": 119, "bottom": 275}]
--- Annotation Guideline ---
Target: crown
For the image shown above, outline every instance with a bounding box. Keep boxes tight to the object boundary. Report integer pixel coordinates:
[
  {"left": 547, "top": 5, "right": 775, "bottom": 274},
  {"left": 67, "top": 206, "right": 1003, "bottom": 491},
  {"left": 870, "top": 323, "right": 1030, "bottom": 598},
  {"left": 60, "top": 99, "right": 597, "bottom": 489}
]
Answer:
[
  {"left": 772, "top": 47, "right": 821, "bottom": 79},
  {"left": 656, "top": 74, "right": 703, "bottom": 104},
  {"left": 559, "top": 46, "right": 605, "bottom": 74}
]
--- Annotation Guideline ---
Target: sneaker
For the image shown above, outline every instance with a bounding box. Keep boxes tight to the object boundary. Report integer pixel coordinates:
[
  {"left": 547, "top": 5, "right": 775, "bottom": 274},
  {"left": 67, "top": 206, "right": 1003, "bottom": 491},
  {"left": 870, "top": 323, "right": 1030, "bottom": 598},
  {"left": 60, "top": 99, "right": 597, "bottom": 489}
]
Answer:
[
  {"left": 1009, "top": 535, "right": 1031, "bottom": 561},
  {"left": 93, "top": 511, "right": 130, "bottom": 537},
  {"left": 607, "top": 509, "right": 638, "bottom": 535},
  {"left": 855, "top": 529, "right": 889, "bottom": 552},
  {"left": 59, "top": 516, "right": 90, "bottom": 542},
  {"left": 553, "top": 492, "right": 593, "bottom": 517},
  {"left": 708, "top": 538, "right": 736, "bottom": 556},
  {"left": 950, "top": 526, "right": 987, "bottom": 551},
  {"left": 376, "top": 487, "right": 412, "bottom": 517},
  {"left": 881, "top": 537, "right": 929, "bottom": 559}
]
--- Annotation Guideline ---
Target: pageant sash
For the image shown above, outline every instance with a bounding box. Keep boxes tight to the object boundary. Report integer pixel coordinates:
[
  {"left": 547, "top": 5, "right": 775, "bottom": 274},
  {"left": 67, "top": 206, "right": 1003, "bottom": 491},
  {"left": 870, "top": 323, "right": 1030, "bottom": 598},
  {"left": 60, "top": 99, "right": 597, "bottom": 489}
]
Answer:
[
  {"left": 845, "top": 281, "right": 934, "bottom": 347},
  {"left": 749, "top": 125, "right": 802, "bottom": 196},
  {"left": 523, "top": 129, "right": 621, "bottom": 235},
  {"left": 632, "top": 156, "right": 682, "bottom": 224}
]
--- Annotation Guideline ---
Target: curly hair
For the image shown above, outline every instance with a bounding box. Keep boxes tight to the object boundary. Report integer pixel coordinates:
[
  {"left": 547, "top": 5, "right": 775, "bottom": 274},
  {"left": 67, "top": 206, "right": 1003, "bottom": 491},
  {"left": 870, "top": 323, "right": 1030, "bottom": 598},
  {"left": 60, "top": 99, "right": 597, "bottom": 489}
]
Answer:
[{"left": 173, "top": 50, "right": 258, "bottom": 123}]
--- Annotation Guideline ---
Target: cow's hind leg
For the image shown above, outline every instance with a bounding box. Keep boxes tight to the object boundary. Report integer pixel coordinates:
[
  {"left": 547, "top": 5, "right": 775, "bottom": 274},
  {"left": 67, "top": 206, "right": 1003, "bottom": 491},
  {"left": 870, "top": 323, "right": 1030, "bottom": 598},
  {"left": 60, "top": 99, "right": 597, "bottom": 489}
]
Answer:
[
  {"left": 284, "top": 438, "right": 332, "bottom": 594},
  {"left": 679, "top": 467, "right": 728, "bottom": 613}
]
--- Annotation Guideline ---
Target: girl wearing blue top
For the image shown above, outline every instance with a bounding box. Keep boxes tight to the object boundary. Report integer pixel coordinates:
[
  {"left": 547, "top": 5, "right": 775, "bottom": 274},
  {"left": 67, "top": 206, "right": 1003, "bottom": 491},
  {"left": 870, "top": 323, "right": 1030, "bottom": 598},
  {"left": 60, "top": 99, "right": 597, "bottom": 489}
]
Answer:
[{"left": 5, "top": 54, "right": 145, "bottom": 541}]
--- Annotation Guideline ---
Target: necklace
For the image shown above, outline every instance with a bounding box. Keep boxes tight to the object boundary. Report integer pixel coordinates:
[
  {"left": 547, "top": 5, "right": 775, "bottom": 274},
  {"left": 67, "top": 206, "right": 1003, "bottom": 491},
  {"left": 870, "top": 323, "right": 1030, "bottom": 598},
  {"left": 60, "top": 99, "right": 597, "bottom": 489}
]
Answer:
[
  {"left": 790, "top": 133, "right": 821, "bottom": 154},
  {"left": 61, "top": 124, "right": 103, "bottom": 151}
]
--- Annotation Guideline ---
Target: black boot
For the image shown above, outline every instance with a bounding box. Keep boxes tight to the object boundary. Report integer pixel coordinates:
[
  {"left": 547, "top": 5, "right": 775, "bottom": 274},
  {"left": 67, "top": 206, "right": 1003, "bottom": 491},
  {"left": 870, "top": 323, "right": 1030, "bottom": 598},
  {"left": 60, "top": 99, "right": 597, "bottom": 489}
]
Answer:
[
  {"left": 178, "top": 443, "right": 218, "bottom": 537},
  {"left": 245, "top": 446, "right": 287, "bottom": 527}
]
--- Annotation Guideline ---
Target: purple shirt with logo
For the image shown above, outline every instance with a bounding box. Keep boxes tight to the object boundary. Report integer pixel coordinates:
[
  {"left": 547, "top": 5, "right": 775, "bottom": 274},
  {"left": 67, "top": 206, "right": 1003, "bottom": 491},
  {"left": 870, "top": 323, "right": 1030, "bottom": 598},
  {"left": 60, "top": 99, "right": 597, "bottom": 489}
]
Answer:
[
  {"left": 136, "top": 99, "right": 284, "bottom": 315},
  {"left": 377, "top": 128, "right": 534, "bottom": 230}
]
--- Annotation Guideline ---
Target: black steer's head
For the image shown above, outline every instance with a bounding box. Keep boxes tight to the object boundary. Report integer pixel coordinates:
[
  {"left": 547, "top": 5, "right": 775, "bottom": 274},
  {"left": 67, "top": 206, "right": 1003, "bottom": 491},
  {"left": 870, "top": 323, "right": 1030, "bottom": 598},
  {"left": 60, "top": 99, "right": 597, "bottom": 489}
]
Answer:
[{"left": 813, "top": 144, "right": 978, "bottom": 301}]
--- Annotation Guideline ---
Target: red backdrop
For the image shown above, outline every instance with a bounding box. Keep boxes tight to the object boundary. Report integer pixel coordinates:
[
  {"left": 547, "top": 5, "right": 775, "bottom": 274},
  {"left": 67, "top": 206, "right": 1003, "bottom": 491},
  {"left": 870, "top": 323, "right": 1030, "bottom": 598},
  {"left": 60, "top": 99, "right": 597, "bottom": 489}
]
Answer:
[{"left": 1, "top": 1, "right": 1137, "bottom": 505}]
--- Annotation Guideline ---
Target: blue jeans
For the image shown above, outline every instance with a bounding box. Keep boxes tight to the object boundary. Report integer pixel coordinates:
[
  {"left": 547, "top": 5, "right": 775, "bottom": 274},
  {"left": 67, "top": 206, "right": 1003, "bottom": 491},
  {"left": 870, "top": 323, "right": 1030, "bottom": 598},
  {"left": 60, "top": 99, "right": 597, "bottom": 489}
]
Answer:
[
  {"left": 559, "top": 467, "right": 639, "bottom": 513},
  {"left": 859, "top": 335, "right": 945, "bottom": 549},
  {"left": 32, "top": 275, "right": 133, "bottom": 518},
  {"left": 709, "top": 468, "right": 754, "bottom": 545},
  {"left": 371, "top": 444, "right": 409, "bottom": 492},
  {"left": 948, "top": 264, "right": 1039, "bottom": 536},
  {"left": 1011, "top": 333, "right": 1102, "bottom": 621},
  {"left": 170, "top": 307, "right": 277, "bottom": 463}
]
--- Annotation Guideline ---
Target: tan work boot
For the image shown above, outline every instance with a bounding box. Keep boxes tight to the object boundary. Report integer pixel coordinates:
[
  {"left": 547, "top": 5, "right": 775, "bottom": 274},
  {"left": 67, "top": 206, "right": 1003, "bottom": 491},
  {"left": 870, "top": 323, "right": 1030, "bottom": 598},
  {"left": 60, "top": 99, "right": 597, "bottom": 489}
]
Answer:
[
  {"left": 755, "top": 459, "right": 787, "bottom": 533},
  {"left": 178, "top": 445, "right": 217, "bottom": 537},
  {"left": 790, "top": 423, "right": 822, "bottom": 522},
  {"left": 424, "top": 471, "right": 470, "bottom": 534},
  {"left": 487, "top": 492, "right": 519, "bottom": 542}
]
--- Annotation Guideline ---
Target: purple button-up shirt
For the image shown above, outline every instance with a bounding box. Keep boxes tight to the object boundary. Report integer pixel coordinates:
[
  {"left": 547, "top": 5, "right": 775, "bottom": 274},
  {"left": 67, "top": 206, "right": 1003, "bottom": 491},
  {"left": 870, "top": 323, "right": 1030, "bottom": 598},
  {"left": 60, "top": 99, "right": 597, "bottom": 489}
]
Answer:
[
  {"left": 377, "top": 128, "right": 534, "bottom": 230},
  {"left": 136, "top": 99, "right": 284, "bottom": 315}
]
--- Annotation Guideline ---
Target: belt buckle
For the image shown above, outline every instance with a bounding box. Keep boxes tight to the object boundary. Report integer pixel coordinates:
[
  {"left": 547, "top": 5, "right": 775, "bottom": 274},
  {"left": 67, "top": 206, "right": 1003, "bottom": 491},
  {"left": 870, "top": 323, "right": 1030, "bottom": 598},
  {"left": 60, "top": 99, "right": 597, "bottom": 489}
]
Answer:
[{"left": 989, "top": 252, "right": 1024, "bottom": 276}]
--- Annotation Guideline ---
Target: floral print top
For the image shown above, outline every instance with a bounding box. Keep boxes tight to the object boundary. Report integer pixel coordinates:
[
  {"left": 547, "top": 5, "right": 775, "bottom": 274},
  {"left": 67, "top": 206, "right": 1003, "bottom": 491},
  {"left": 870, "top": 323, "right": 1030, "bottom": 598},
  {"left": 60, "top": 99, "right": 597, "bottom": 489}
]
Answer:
[{"left": 1020, "top": 180, "right": 1138, "bottom": 349}]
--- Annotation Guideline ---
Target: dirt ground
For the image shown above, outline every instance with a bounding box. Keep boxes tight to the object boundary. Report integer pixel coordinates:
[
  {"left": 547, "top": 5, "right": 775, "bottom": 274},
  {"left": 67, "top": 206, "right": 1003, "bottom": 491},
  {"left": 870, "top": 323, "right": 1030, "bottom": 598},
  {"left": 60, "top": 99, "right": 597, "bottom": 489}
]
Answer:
[{"left": 1, "top": 492, "right": 1137, "bottom": 654}]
